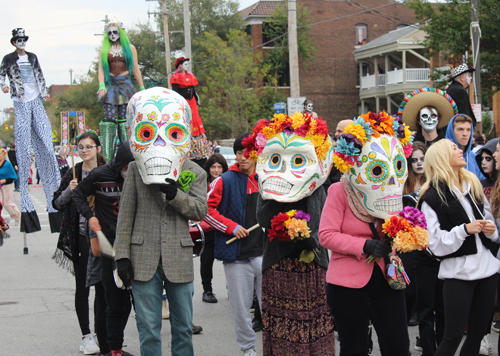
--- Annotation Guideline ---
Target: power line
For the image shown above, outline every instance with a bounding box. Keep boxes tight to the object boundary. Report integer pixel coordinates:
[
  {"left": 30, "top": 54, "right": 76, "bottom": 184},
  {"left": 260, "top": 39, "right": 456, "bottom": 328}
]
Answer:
[
  {"left": 0, "top": 21, "right": 101, "bottom": 36},
  {"left": 192, "top": 1, "right": 403, "bottom": 65}
]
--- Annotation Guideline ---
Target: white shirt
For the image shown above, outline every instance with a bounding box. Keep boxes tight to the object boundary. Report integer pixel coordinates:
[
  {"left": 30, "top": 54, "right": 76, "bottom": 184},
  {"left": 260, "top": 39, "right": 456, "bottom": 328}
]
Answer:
[
  {"left": 421, "top": 181, "right": 500, "bottom": 280},
  {"left": 12, "top": 54, "right": 40, "bottom": 102}
]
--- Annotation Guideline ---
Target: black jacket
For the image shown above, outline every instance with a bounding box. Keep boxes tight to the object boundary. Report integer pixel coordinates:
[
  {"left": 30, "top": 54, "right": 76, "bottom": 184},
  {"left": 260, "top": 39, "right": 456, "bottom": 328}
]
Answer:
[
  {"left": 0, "top": 51, "right": 48, "bottom": 100},
  {"left": 72, "top": 143, "right": 134, "bottom": 243},
  {"left": 446, "top": 81, "right": 476, "bottom": 125}
]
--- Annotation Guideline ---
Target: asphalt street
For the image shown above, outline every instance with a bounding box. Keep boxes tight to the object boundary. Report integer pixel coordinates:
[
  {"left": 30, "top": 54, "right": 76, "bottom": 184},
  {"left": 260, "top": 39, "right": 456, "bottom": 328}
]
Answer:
[{"left": 0, "top": 185, "right": 499, "bottom": 355}]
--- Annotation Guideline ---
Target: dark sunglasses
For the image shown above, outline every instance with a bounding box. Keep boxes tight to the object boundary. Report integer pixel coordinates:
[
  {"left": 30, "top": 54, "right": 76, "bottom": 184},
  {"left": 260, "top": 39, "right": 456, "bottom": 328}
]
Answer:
[
  {"left": 108, "top": 30, "right": 119, "bottom": 36},
  {"left": 481, "top": 156, "right": 493, "bottom": 162}
]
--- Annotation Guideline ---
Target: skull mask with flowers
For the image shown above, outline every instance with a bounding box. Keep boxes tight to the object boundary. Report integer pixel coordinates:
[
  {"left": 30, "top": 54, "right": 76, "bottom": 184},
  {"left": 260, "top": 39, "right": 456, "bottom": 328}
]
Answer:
[
  {"left": 333, "top": 112, "right": 413, "bottom": 219},
  {"left": 126, "top": 87, "right": 192, "bottom": 184},
  {"left": 243, "top": 112, "right": 333, "bottom": 203}
]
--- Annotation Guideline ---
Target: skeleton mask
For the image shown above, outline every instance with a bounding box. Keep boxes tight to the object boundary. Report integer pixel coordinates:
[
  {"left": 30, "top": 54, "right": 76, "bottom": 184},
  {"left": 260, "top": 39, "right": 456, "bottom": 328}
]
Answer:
[
  {"left": 419, "top": 107, "right": 438, "bottom": 132},
  {"left": 181, "top": 61, "right": 189, "bottom": 71},
  {"left": 15, "top": 38, "right": 26, "bottom": 50},
  {"left": 305, "top": 103, "right": 313, "bottom": 113},
  {"left": 347, "top": 134, "right": 408, "bottom": 219},
  {"left": 127, "top": 87, "right": 192, "bottom": 184},
  {"left": 256, "top": 132, "right": 333, "bottom": 202},
  {"left": 108, "top": 27, "right": 120, "bottom": 42}
]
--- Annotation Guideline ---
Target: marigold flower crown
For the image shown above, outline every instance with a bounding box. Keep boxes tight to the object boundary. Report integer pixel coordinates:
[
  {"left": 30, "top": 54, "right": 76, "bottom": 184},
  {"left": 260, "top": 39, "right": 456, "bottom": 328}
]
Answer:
[
  {"left": 333, "top": 111, "right": 413, "bottom": 174},
  {"left": 243, "top": 112, "right": 331, "bottom": 161}
]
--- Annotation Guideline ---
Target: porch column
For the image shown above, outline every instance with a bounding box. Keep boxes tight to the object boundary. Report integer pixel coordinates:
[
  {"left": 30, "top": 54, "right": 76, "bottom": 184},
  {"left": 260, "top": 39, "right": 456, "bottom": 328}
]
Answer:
[
  {"left": 387, "top": 95, "right": 391, "bottom": 114},
  {"left": 374, "top": 57, "right": 379, "bottom": 87},
  {"left": 376, "top": 97, "right": 380, "bottom": 112},
  {"left": 361, "top": 100, "right": 365, "bottom": 113},
  {"left": 402, "top": 50, "right": 407, "bottom": 84}
]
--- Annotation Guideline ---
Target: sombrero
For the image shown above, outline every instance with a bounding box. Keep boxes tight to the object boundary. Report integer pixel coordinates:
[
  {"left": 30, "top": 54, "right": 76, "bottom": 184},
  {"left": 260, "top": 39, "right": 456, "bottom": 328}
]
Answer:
[{"left": 398, "top": 88, "right": 458, "bottom": 131}]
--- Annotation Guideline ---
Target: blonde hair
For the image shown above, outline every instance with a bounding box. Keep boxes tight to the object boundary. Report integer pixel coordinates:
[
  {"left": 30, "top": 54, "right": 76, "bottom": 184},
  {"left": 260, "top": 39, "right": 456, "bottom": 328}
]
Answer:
[{"left": 419, "top": 139, "right": 484, "bottom": 205}]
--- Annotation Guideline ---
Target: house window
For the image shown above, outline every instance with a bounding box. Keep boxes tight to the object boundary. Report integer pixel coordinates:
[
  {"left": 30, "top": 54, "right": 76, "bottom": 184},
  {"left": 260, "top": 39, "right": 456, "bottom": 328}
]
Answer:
[{"left": 355, "top": 24, "right": 368, "bottom": 45}]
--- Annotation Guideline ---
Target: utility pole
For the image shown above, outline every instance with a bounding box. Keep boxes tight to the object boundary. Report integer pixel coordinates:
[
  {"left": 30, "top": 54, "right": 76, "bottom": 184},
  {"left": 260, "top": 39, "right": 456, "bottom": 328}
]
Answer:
[
  {"left": 94, "top": 15, "right": 110, "bottom": 36},
  {"left": 147, "top": 0, "right": 174, "bottom": 88},
  {"left": 183, "top": 0, "right": 191, "bottom": 71},
  {"left": 288, "top": 0, "right": 300, "bottom": 97},
  {"left": 471, "top": 0, "right": 482, "bottom": 132},
  {"left": 69, "top": 69, "right": 73, "bottom": 85}
]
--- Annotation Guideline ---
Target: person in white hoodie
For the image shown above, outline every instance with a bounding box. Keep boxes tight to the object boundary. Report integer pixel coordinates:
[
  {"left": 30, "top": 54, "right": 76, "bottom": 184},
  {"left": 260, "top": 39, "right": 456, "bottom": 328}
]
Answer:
[{"left": 418, "top": 138, "right": 500, "bottom": 356}]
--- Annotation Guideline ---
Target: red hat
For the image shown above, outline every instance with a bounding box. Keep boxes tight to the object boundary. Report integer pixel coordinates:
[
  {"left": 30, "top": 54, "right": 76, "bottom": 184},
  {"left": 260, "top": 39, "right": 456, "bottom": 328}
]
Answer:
[{"left": 174, "top": 57, "right": 190, "bottom": 69}]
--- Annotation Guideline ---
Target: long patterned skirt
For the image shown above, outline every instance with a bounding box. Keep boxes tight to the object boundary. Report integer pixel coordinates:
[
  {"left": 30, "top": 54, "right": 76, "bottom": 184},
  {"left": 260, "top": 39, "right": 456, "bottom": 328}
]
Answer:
[{"left": 262, "top": 258, "right": 336, "bottom": 356}]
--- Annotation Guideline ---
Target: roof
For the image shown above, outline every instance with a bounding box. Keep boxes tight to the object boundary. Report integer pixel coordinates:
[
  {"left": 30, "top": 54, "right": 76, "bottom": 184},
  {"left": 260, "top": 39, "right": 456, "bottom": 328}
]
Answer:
[
  {"left": 353, "top": 24, "right": 421, "bottom": 53},
  {"left": 240, "top": 1, "right": 285, "bottom": 18}
]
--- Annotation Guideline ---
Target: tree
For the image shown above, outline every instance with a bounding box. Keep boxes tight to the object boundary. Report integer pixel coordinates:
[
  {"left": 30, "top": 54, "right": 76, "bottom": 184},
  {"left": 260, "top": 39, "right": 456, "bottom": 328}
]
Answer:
[
  {"left": 262, "top": 3, "right": 318, "bottom": 87},
  {"left": 406, "top": 0, "right": 500, "bottom": 94},
  {"left": 53, "top": 70, "right": 104, "bottom": 135},
  {"left": 196, "top": 30, "right": 285, "bottom": 138}
]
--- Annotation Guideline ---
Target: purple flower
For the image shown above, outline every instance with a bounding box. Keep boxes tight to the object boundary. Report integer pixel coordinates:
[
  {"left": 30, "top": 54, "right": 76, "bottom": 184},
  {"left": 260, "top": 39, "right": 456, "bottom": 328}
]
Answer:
[
  {"left": 398, "top": 206, "right": 427, "bottom": 229},
  {"left": 295, "top": 210, "right": 311, "bottom": 221}
]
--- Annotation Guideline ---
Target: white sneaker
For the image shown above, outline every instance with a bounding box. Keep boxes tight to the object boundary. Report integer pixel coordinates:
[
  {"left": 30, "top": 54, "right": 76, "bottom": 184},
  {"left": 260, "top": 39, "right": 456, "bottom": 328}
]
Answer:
[
  {"left": 79, "top": 333, "right": 100, "bottom": 355},
  {"left": 243, "top": 348, "right": 257, "bottom": 356},
  {"left": 479, "top": 334, "right": 492, "bottom": 356}
]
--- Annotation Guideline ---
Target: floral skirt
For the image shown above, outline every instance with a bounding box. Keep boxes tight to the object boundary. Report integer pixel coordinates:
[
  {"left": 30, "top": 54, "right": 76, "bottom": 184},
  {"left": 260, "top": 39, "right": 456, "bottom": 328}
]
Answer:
[
  {"left": 262, "top": 258, "right": 336, "bottom": 356},
  {"left": 188, "top": 133, "right": 213, "bottom": 160}
]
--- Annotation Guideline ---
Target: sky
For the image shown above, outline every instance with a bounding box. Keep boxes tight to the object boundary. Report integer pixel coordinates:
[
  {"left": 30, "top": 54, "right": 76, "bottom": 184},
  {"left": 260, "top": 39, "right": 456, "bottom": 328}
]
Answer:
[{"left": 0, "top": 0, "right": 257, "bottom": 118}]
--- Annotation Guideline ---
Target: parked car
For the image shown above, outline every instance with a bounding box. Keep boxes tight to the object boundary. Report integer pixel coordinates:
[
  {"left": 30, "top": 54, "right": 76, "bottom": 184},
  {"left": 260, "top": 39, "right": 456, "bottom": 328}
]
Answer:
[{"left": 219, "top": 146, "right": 237, "bottom": 166}]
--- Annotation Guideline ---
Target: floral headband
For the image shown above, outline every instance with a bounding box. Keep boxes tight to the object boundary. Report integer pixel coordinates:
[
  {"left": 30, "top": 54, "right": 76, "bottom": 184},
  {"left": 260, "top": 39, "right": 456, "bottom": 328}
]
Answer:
[
  {"left": 333, "top": 111, "right": 413, "bottom": 173},
  {"left": 243, "top": 112, "right": 331, "bottom": 161}
]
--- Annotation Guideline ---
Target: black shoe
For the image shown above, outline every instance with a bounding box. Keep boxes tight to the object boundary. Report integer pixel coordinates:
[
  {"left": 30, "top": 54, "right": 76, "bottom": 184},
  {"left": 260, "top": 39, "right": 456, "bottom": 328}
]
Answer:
[
  {"left": 192, "top": 325, "right": 203, "bottom": 334},
  {"left": 252, "top": 319, "right": 262, "bottom": 332},
  {"left": 202, "top": 291, "right": 218, "bottom": 303},
  {"left": 408, "top": 315, "right": 419, "bottom": 326},
  {"left": 493, "top": 321, "right": 500, "bottom": 333}
]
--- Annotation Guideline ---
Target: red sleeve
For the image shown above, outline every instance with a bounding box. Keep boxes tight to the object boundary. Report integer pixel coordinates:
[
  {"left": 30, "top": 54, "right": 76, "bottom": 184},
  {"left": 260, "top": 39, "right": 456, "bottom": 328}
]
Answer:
[
  {"left": 203, "top": 177, "right": 239, "bottom": 236},
  {"left": 170, "top": 72, "right": 183, "bottom": 85}
]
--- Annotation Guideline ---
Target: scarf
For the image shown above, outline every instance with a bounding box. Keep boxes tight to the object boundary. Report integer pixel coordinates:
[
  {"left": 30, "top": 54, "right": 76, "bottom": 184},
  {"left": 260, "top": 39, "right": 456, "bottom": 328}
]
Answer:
[{"left": 340, "top": 174, "right": 377, "bottom": 223}]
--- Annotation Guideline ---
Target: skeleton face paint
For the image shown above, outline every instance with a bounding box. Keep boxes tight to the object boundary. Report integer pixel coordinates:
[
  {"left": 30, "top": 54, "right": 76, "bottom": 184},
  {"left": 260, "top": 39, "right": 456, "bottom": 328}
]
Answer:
[
  {"left": 306, "top": 103, "right": 313, "bottom": 113},
  {"left": 108, "top": 27, "right": 120, "bottom": 42},
  {"left": 466, "top": 73, "right": 473, "bottom": 86},
  {"left": 411, "top": 149, "right": 425, "bottom": 175},
  {"left": 256, "top": 132, "right": 333, "bottom": 202},
  {"left": 127, "top": 87, "right": 192, "bottom": 184},
  {"left": 15, "top": 38, "right": 26, "bottom": 50},
  {"left": 347, "top": 134, "right": 408, "bottom": 219},
  {"left": 419, "top": 107, "right": 439, "bottom": 132},
  {"left": 181, "top": 61, "right": 189, "bottom": 71}
]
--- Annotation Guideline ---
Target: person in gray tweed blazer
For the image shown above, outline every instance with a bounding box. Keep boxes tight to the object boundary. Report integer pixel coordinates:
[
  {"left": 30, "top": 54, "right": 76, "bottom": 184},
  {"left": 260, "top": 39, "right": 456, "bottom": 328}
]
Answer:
[{"left": 114, "top": 158, "right": 207, "bottom": 356}]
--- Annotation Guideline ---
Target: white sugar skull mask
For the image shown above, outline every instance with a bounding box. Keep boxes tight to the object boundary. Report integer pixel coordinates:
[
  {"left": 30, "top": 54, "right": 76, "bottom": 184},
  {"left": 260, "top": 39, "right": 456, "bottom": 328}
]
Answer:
[
  {"left": 107, "top": 27, "right": 120, "bottom": 42},
  {"left": 256, "top": 132, "right": 333, "bottom": 202},
  {"left": 127, "top": 87, "right": 192, "bottom": 184},
  {"left": 347, "top": 134, "right": 408, "bottom": 219}
]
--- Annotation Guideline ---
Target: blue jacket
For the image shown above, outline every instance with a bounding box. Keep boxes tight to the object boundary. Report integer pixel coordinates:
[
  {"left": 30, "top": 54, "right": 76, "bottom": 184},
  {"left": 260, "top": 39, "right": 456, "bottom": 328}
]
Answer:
[{"left": 445, "top": 114, "right": 484, "bottom": 179}]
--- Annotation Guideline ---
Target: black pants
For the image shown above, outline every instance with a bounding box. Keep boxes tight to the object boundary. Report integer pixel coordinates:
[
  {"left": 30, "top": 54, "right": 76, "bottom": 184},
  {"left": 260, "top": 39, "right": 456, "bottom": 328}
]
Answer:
[
  {"left": 435, "top": 274, "right": 497, "bottom": 356},
  {"left": 327, "top": 265, "right": 410, "bottom": 356},
  {"left": 400, "top": 251, "right": 416, "bottom": 324},
  {"left": 101, "top": 256, "right": 132, "bottom": 351},
  {"left": 74, "top": 233, "right": 90, "bottom": 336},
  {"left": 200, "top": 236, "right": 215, "bottom": 293},
  {"left": 414, "top": 251, "right": 445, "bottom": 356},
  {"left": 94, "top": 281, "right": 109, "bottom": 355}
]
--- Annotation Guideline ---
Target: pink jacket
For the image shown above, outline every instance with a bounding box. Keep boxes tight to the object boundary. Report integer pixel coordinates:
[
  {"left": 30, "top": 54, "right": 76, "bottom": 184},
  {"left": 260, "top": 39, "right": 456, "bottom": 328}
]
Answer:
[{"left": 319, "top": 182, "right": 387, "bottom": 288}]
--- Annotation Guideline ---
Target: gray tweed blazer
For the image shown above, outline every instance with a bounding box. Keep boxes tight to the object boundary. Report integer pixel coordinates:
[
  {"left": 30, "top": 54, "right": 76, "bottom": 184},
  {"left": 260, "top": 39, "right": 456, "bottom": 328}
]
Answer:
[{"left": 114, "top": 159, "right": 208, "bottom": 283}]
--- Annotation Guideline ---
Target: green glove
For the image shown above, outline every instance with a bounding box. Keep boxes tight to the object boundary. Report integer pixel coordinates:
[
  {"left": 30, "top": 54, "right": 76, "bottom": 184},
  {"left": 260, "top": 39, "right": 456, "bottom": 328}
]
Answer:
[{"left": 98, "top": 82, "right": 106, "bottom": 91}]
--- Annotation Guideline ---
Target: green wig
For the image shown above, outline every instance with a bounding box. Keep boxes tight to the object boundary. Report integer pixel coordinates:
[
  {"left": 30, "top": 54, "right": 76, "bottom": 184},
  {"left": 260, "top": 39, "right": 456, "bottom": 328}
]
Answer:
[{"left": 101, "top": 26, "right": 134, "bottom": 86}]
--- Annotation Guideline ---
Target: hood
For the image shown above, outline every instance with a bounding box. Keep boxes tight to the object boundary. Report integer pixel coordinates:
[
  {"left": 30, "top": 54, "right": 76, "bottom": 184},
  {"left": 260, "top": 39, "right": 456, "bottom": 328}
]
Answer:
[
  {"left": 445, "top": 114, "right": 473, "bottom": 153},
  {"left": 475, "top": 138, "right": 499, "bottom": 182},
  {"left": 110, "top": 141, "right": 134, "bottom": 180}
]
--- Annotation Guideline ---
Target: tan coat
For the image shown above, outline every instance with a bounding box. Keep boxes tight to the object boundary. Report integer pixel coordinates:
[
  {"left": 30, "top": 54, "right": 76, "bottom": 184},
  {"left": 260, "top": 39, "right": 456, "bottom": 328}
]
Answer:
[{"left": 115, "top": 160, "right": 208, "bottom": 283}]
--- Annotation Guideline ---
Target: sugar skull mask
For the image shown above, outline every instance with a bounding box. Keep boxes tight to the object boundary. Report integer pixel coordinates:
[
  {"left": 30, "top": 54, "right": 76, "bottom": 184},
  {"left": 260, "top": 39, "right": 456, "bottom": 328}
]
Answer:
[
  {"left": 244, "top": 112, "right": 333, "bottom": 203},
  {"left": 333, "top": 112, "right": 413, "bottom": 219},
  {"left": 347, "top": 134, "right": 408, "bottom": 218},
  {"left": 127, "top": 87, "right": 192, "bottom": 184}
]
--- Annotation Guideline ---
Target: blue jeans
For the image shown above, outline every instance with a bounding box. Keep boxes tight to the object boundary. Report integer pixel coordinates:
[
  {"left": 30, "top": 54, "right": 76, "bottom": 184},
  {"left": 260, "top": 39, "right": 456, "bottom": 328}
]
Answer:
[{"left": 132, "top": 260, "right": 194, "bottom": 356}]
